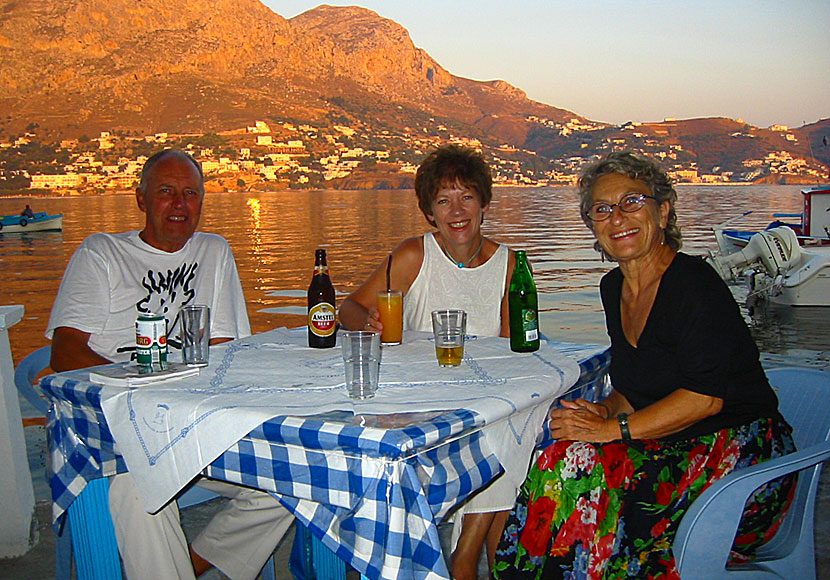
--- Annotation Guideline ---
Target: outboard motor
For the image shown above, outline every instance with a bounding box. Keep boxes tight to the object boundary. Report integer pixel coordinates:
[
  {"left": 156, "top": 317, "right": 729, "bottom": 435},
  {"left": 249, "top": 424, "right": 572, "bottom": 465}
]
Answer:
[{"left": 707, "top": 226, "right": 801, "bottom": 280}]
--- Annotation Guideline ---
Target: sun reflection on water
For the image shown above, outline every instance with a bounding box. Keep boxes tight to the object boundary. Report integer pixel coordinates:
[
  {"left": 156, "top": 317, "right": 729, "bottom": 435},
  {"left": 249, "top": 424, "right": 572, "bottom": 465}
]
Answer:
[{"left": 1, "top": 185, "right": 824, "bottom": 363}]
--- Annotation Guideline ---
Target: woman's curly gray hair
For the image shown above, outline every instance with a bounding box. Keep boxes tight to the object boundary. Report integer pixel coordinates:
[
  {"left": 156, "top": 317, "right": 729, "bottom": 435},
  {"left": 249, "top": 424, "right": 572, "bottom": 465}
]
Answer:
[{"left": 576, "top": 151, "right": 682, "bottom": 257}]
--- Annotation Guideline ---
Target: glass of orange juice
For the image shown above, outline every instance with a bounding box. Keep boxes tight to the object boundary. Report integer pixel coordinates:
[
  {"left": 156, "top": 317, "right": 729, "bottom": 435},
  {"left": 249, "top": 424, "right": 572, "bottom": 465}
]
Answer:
[{"left": 377, "top": 289, "right": 403, "bottom": 345}]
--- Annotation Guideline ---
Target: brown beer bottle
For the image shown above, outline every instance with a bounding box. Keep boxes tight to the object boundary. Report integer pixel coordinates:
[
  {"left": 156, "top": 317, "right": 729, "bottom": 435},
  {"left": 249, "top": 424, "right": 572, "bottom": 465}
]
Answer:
[{"left": 307, "top": 248, "right": 337, "bottom": 348}]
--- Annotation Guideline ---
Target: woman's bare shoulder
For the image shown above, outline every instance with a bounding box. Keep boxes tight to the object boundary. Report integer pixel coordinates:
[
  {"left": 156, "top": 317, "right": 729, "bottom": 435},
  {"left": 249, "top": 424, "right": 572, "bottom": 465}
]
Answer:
[
  {"left": 394, "top": 235, "right": 426, "bottom": 258},
  {"left": 392, "top": 235, "right": 427, "bottom": 286}
]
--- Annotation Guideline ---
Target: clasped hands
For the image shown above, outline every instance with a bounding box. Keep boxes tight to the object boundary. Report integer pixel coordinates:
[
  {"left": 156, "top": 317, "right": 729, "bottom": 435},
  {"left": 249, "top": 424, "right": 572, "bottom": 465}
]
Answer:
[{"left": 549, "top": 398, "right": 619, "bottom": 443}]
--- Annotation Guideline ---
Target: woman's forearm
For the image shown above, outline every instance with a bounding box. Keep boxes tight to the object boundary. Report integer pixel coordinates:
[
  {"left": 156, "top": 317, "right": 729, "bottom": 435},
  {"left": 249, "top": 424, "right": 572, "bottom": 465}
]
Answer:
[
  {"left": 339, "top": 297, "right": 371, "bottom": 331},
  {"left": 597, "top": 389, "right": 634, "bottom": 419},
  {"left": 552, "top": 388, "right": 721, "bottom": 443},
  {"left": 626, "top": 389, "right": 723, "bottom": 440}
]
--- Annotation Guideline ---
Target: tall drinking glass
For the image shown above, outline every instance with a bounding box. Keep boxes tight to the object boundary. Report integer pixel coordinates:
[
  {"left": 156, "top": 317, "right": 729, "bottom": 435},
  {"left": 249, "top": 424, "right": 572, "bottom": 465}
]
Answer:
[
  {"left": 431, "top": 309, "right": 466, "bottom": 367},
  {"left": 181, "top": 304, "right": 210, "bottom": 367},
  {"left": 377, "top": 289, "right": 403, "bottom": 345},
  {"left": 340, "top": 330, "right": 381, "bottom": 399}
]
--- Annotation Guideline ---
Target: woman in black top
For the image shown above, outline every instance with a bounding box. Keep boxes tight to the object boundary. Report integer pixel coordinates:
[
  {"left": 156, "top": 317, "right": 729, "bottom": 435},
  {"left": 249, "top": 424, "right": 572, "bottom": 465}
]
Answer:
[{"left": 493, "top": 152, "right": 794, "bottom": 580}]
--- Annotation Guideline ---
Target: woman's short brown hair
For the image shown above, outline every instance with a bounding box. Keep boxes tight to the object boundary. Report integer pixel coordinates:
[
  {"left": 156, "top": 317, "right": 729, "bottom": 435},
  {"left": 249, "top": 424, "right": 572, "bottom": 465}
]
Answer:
[{"left": 414, "top": 144, "right": 492, "bottom": 226}]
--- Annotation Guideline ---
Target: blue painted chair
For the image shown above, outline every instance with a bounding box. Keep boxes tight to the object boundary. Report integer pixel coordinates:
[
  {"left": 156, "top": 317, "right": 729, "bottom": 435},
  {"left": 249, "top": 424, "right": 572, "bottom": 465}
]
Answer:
[
  {"left": 63, "top": 477, "right": 277, "bottom": 580},
  {"left": 15, "top": 345, "right": 277, "bottom": 580},
  {"left": 674, "top": 367, "right": 830, "bottom": 580},
  {"left": 14, "top": 344, "right": 52, "bottom": 417},
  {"left": 292, "top": 527, "right": 378, "bottom": 580},
  {"left": 291, "top": 525, "right": 348, "bottom": 580}
]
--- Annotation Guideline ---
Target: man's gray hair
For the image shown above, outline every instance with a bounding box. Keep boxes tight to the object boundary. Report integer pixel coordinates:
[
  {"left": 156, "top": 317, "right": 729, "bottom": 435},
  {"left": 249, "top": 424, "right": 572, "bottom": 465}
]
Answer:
[{"left": 138, "top": 149, "right": 204, "bottom": 195}]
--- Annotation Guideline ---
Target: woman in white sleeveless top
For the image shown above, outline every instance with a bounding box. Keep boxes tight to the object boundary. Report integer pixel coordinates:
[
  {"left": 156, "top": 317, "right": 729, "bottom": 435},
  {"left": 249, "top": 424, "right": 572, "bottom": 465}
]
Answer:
[{"left": 340, "top": 144, "right": 517, "bottom": 580}]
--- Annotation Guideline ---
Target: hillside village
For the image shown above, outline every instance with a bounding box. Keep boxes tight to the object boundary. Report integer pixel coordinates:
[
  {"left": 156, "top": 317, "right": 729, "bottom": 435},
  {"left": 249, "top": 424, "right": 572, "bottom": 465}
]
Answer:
[
  {"left": 2, "top": 0, "right": 827, "bottom": 195},
  {"left": 1, "top": 116, "right": 826, "bottom": 195}
]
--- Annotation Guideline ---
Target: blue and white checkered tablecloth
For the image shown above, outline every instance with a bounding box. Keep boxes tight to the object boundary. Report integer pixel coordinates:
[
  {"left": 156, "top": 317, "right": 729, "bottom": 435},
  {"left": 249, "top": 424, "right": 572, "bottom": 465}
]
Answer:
[{"left": 40, "top": 339, "right": 609, "bottom": 580}]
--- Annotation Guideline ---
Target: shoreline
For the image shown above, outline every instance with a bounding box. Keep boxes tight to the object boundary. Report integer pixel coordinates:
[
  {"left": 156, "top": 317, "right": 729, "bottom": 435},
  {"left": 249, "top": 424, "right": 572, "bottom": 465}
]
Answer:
[{"left": 2, "top": 181, "right": 827, "bottom": 199}]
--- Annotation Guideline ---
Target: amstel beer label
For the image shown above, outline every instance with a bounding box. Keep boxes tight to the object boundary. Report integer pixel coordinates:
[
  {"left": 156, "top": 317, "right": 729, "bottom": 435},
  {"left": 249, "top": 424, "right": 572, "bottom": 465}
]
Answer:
[{"left": 309, "top": 302, "right": 336, "bottom": 337}]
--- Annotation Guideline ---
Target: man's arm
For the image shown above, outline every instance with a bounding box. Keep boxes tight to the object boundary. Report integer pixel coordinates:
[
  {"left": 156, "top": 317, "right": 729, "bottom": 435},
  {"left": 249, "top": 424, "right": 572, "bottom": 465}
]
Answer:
[
  {"left": 50, "top": 326, "right": 111, "bottom": 372},
  {"left": 53, "top": 331, "right": 234, "bottom": 373}
]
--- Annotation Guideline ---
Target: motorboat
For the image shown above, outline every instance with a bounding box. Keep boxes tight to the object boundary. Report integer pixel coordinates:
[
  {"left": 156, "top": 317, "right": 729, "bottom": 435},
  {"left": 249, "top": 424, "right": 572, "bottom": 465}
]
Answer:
[
  {"left": 707, "top": 225, "right": 830, "bottom": 307},
  {"left": 713, "top": 185, "right": 830, "bottom": 254},
  {"left": 0, "top": 212, "right": 63, "bottom": 233}
]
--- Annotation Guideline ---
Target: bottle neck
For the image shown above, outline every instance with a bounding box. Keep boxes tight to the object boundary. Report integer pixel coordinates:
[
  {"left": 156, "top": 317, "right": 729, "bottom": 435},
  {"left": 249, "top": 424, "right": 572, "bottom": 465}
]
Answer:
[
  {"left": 314, "top": 249, "right": 328, "bottom": 276},
  {"left": 510, "top": 252, "right": 535, "bottom": 291}
]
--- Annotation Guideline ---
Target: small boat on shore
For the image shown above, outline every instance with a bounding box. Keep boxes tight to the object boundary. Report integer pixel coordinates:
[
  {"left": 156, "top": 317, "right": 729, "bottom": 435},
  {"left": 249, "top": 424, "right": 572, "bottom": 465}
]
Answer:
[
  {"left": 713, "top": 185, "right": 830, "bottom": 254},
  {"left": 0, "top": 212, "right": 63, "bottom": 233}
]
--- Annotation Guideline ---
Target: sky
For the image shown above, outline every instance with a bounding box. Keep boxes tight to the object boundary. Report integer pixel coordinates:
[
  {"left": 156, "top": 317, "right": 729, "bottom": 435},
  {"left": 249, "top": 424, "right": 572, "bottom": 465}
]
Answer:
[{"left": 261, "top": 0, "right": 829, "bottom": 129}]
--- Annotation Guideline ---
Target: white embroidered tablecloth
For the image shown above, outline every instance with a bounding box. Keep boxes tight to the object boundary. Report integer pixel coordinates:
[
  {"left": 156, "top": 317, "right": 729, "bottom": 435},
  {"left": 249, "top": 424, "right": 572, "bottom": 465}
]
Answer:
[{"left": 95, "top": 328, "right": 580, "bottom": 511}]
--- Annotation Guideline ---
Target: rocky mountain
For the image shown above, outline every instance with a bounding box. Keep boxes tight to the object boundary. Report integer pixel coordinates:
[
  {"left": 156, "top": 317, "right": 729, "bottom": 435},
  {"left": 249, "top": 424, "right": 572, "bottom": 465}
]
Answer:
[
  {"left": 0, "top": 0, "right": 828, "bottom": 176},
  {"left": 0, "top": 0, "right": 579, "bottom": 142}
]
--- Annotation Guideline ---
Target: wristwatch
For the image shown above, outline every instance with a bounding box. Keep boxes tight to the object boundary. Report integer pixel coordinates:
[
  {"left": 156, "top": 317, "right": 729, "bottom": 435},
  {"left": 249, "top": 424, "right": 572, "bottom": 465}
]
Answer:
[{"left": 617, "top": 413, "right": 632, "bottom": 441}]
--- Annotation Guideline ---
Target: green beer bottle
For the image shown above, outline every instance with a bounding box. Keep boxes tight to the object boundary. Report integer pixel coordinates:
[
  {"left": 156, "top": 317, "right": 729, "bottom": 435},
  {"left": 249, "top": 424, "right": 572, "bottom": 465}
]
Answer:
[{"left": 508, "top": 250, "right": 540, "bottom": 352}]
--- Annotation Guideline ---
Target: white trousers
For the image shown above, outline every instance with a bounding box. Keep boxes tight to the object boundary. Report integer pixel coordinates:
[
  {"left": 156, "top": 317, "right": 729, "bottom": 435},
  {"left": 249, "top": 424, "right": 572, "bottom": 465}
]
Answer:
[{"left": 109, "top": 473, "right": 294, "bottom": 580}]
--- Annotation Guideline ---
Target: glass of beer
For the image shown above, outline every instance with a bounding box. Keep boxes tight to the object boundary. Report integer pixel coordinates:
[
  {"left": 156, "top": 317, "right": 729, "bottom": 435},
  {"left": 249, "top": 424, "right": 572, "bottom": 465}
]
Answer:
[
  {"left": 431, "top": 309, "right": 467, "bottom": 367},
  {"left": 377, "top": 289, "right": 403, "bottom": 345}
]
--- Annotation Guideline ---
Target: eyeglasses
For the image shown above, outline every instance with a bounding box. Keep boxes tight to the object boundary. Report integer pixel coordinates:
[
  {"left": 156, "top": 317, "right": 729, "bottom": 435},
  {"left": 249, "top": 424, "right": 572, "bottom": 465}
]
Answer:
[{"left": 586, "top": 193, "right": 656, "bottom": 222}]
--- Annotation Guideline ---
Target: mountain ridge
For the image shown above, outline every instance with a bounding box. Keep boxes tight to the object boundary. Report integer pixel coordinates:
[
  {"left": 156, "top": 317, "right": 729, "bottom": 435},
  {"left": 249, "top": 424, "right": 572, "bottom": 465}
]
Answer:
[
  {"left": 0, "top": 0, "right": 583, "bottom": 138},
  {"left": 0, "top": 0, "right": 828, "bottom": 182}
]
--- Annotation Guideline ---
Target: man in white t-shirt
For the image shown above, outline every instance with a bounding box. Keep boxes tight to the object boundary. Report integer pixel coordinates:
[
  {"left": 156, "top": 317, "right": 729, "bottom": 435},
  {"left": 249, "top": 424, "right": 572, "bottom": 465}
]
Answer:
[{"left": 47, "top": 149, "right": 292, "bottom": 580}]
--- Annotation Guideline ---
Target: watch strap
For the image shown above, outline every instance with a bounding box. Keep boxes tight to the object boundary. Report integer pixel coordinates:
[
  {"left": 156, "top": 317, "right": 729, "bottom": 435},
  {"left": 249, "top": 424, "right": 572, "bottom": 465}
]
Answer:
[{"left": 617, "top": 413, "right": 632, "bottom": 441}]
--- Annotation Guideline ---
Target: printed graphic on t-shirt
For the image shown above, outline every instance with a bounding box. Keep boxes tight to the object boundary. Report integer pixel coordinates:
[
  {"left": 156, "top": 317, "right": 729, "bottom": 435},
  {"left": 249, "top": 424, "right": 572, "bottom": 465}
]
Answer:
[{"left": 136, "top": 262, "right": 198, "bottom": 340}]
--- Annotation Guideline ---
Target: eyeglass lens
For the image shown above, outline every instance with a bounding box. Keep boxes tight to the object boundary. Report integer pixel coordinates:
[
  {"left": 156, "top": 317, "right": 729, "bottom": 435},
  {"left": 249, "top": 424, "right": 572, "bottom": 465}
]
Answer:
[{"left": 588, "top": 194, "right": 648, "bottom": 221}]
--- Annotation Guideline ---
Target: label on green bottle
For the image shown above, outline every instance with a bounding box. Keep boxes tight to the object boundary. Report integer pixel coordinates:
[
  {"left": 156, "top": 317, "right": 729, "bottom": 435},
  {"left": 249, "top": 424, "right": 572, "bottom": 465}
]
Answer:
[{"left": 521, "top": 308, "right": 539, "bottom": 341}]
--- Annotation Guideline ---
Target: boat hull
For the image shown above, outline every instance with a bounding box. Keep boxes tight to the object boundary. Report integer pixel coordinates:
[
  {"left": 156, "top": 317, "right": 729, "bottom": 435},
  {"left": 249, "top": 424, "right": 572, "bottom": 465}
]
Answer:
[
  {"left": 0, "top": 214, "right": 62, "bottom": 233},
  {"left": 713, "top": 186, "right": 830, "bottom": 255},
  {"left": 768, "top": 247, "right": 830, "bottom": 307},
  {"left": 710, "top": 225, "right": 830, "bottom": 307},
  {"left": 717, "top": 228, "right": 830, "bottom": 255}
]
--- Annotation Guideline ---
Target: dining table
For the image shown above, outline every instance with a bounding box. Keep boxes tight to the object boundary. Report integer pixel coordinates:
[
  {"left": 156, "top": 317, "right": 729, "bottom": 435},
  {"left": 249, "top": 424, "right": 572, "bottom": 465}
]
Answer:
[{"left": 40, "top": 327, "right": 609, "bottom": 580}]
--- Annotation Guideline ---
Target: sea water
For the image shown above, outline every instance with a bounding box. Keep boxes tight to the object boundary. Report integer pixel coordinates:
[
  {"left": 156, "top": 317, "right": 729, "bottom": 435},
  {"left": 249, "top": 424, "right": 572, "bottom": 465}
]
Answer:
[
  {"left": 2, "top": 185, "right": 826, "bottom": 363},
  {"left": 2, "top": 185, "right": 828, "bottom": 537}
]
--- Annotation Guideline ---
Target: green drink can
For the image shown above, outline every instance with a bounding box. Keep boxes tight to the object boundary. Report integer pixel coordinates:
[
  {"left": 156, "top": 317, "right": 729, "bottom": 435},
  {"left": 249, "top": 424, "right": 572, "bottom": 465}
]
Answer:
[{"left": 136, "top": 313, "right": 168, "bottom": 370}]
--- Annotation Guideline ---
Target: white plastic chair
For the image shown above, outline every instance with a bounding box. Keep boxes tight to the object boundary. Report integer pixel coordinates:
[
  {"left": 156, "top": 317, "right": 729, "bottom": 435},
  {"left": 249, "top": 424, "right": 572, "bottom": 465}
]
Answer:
[{"left": 673, "top": 367, "right": 830, "bottom": 579}]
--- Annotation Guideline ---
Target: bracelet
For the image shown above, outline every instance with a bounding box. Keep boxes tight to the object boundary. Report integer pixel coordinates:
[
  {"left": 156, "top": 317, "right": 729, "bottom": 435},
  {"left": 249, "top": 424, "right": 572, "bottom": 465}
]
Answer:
[{"left": 617, "top": 413, "right": 631, "bottom": 441}]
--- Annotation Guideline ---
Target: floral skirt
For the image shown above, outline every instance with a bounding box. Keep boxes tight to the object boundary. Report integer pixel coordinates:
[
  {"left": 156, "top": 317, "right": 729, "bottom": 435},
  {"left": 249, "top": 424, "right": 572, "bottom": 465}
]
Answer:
[{"left": 493, "top": 417, "right": 795, "bottom": 580}]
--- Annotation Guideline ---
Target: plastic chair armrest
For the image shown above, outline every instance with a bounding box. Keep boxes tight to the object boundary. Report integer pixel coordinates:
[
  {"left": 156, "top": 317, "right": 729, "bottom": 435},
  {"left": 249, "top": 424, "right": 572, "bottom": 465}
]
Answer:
[
  {"left": 674, "top": 442, "right": 830, "bottom": 578},
  {"left": 14, "top": 346, "right": 51, "bottom": 415}
]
